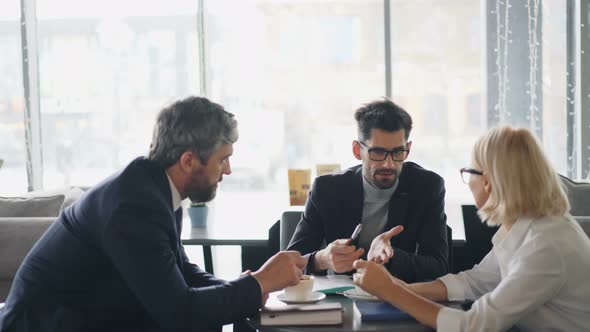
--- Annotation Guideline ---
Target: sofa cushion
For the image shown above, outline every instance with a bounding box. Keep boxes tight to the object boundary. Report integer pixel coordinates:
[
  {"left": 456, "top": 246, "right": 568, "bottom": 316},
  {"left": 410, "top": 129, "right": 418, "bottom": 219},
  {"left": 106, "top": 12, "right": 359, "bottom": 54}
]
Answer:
[
  {"left": 0, "top": 217, "right": 54, "bottom": 301},
  {"left": 0, "top": 195, "right": 64, "bottom": 218},
  {"left": 61, "top": 187, "right": 85, "bottom": 210}
]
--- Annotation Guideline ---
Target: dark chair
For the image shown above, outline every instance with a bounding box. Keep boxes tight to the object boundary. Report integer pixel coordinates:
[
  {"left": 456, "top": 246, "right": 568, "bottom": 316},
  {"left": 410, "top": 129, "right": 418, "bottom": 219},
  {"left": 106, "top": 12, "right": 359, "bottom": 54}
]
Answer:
[
  {"left": 267, "top": 210, "right": 304, "bottom": 258},
  {"left": 446, "top": 225, "right": 453, "bottom": 273},
  {"left": 460, "top": 204, "right": 499, "bottom": 270},
  {"left": 267, "top": 220, "right": 280, "bottom": 256},
  {"left": 280, "top": 211, "right": 303, "bottom": 250}
]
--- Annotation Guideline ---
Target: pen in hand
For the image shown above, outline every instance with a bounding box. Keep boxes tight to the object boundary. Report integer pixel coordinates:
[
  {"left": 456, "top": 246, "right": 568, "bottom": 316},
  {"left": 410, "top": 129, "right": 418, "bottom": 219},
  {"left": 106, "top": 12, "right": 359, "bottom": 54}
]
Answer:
[{"left": 350, "top": 223, "right": 363, "bottom": 247}]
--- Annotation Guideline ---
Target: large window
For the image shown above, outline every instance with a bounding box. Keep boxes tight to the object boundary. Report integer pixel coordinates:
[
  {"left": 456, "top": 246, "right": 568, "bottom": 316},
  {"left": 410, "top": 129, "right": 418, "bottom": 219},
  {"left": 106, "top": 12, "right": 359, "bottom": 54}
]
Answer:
[
  {"left": 205, "top": 0, "right": 385, "bottom": 191},
  {"left": 3, "top": 0, "right": 589, "bottom": 279},
  {"left": 388, "top": 0, "right": 484, "bottom": 235},
  {"left": 203, "top": 0, "right": 386, "bottom": 236},
  {"left": 35, "top": 0, "right": 201, "bottom": 187},
  {"left": 0, "top": 1, "right": 27, "bottom": 195}
]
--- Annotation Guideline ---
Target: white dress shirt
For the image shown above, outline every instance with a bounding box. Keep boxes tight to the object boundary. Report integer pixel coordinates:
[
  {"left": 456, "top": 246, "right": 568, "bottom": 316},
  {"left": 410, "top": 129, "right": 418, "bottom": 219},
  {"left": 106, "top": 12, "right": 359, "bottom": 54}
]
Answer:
[
  {"left": 166, "top": 172, "right": 182, "bottom": 212},
  {"left": 437, "top": 215, "right": 590, "bottom": 332}
]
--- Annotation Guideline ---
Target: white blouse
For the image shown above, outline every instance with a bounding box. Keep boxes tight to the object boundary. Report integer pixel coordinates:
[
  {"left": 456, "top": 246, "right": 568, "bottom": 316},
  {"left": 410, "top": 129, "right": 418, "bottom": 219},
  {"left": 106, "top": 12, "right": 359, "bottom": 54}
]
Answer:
[{"left": 437, "top": 215, "right": 590, "bottom": 332}]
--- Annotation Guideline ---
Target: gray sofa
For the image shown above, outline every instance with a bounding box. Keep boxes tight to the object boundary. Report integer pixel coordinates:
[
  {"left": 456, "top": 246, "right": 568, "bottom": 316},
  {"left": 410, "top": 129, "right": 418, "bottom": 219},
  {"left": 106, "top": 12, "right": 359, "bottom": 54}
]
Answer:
[
  {"left": 0, "top": 217, "right": 55, "bottom": 300},
  {"left": 0, "top": 187, "right": 84, "bottom": 301}
]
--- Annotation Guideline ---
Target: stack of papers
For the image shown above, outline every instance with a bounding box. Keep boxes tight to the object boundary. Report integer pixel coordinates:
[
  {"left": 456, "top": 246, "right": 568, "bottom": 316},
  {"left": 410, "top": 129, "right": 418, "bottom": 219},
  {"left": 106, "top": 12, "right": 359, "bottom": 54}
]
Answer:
[{"left": 260, "top": 302, "right": 343, "bottom": 326}]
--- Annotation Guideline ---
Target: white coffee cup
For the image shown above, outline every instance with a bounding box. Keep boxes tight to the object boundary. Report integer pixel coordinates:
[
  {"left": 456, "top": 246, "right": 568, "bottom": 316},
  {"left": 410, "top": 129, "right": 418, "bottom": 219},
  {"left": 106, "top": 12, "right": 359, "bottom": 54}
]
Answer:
[{"left": 283, "top": 275, "right": 315, "bottom": 301}]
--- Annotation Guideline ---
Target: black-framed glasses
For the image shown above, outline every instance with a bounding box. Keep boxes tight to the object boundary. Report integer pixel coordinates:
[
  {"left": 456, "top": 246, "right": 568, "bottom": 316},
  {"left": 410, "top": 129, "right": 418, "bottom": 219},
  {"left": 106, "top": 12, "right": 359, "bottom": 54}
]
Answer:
[
  {"left": 357, "top": 141, "right": 410, "bottom": 162},
  {"left": 460, "top": 167, "right": 483, "bottom": 184}
]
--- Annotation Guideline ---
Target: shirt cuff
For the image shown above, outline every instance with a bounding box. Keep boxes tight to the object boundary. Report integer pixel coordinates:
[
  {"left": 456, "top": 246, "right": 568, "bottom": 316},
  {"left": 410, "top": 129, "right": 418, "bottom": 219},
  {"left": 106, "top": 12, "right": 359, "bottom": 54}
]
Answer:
[
  {"left": 438, "top": 273, "right": 465, "bottom": 302},
  {"left": 248, "top": 275, "right": 264, "bottom": 296},
  {"left": 436, "top": 306, "right": 464, "bottom": 332},
  {"left": 305, "top": 251, "right": 327, "bottom": 276}
]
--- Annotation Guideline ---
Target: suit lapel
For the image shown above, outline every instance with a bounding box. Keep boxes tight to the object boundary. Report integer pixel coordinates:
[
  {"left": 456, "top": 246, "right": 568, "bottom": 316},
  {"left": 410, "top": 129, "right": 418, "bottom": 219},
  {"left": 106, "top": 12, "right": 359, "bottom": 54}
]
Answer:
[
  {"left": 387, "top": 191, "right": 408, "bottom": 229},
  {"left": 386, "top": 169, "right": 409, "bottom": 236},
  {"left": 347, "top": 168, "right": 364, "bottom": 234},
  {"left": 173, "top": 208, "right": 185, "bottom": 273},
  {"left": 152, "top": 160, "right": 185, "bottom": 270},
  {"left": 175, "top": 209, "right": 183, "bottom": 239}
]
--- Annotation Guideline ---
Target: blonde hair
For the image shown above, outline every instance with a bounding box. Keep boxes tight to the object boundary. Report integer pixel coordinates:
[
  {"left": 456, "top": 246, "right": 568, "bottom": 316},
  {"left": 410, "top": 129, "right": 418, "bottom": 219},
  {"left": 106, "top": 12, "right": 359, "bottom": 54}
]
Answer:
[{"left": 473, "top": 126, "right": 569, "bottom": 225}]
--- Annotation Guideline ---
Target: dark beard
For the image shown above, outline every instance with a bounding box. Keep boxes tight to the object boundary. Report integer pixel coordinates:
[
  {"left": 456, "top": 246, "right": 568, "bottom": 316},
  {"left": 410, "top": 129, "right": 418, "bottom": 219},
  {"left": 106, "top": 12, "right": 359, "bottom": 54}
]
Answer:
[
  {"left": 188, "top": 184, "right": 217, "bottom": 204},
  {"left": 373, "top": 168, "right": 399, "bottom": 189}
]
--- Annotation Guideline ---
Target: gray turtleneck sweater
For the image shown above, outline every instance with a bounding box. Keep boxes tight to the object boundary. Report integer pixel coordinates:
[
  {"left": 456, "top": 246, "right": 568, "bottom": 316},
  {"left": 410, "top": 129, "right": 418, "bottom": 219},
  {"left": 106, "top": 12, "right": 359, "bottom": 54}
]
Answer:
[{"left": 357, "top": 176, "right": 398, "bottom": 252}]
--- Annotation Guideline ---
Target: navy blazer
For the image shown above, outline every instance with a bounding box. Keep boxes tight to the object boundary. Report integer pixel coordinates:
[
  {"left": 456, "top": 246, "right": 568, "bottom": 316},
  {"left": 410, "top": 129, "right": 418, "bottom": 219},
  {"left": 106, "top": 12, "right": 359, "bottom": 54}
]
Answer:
[
  {"left": 287, "top": 162, "right": 448, "bottom": 282},
  {"left": 0, "top": 157, "right": 261, "bottom": 332}
]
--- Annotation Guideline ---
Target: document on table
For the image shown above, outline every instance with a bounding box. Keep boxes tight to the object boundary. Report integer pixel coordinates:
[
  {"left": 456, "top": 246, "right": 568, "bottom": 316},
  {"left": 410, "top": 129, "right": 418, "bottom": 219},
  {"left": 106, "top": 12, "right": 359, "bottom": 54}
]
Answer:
[
  {"left": 261, "top": 303, "right": 343, "bottom": 326},
  {"left": 313, "top": 275, "right": 355, "bottom": 294}
]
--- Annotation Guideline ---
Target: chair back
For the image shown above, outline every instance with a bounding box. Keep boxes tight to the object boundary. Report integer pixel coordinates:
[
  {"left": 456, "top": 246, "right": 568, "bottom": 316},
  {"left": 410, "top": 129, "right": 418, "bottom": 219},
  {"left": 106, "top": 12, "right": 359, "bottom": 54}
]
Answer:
[
  {"left": 280, "top": 211, "right": 303, "bottom": 250},
  {"left": 559, "top": 174, "right": 590, "bottom": 216},
  {"left": 267, "top": 220, "right": 280, "bottom": 257},
  {"left": 574, "top": 216, "right": 590, "bottom": 238},
  {"left": 461, "top": 205, "right": 499, "bottom": 269},
  {"left": 446, "top": 225, "right": 453, "bottom": 273}
]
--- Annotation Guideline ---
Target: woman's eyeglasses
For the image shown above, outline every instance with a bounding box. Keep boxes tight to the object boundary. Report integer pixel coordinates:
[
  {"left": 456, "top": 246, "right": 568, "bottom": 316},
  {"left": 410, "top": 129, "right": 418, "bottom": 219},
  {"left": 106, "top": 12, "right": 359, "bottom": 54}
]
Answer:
[{"left": 460, "top": 167, "right": 483, "bottom": 184}]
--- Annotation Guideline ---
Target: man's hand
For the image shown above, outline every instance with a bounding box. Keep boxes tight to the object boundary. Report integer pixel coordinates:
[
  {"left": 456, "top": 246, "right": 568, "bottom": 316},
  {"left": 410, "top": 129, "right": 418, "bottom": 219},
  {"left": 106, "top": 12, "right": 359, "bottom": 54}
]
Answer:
[
  {"left": 252, "top": 251, "right": 307, "bottom": 294},
  {"left": 368, "top": 225, "right": 404, "bottom": 264},
  {"left": 315, "top": 239, "right": 364, "bottom": 273}
]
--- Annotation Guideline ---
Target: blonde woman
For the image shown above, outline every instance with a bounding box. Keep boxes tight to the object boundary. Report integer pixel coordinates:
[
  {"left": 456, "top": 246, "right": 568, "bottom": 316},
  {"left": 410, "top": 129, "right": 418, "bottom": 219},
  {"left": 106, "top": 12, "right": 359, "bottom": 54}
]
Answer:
[{"left": 353, "top": 126, "right": 590, "bottom": 331}]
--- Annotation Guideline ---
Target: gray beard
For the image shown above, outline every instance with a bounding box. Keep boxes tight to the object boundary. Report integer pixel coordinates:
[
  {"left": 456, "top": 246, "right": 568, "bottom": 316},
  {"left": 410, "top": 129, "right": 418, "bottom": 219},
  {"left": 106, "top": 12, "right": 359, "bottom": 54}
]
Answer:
[{"left": 188, "top": 185, "right": 217, "bottom": 204}]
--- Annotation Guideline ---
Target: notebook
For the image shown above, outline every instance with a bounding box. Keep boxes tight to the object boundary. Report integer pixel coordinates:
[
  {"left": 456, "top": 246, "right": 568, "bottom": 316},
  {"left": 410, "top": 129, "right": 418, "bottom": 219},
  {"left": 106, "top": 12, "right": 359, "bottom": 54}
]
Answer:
[
  {"left": 353, "top": 300, "right": 413, "bottom": 321},
  {"left": 260, "top": 302, "right": 343, "bottom": 326},
  {"left": 313, "top": 275, "right": 355, "bottom": 294}
]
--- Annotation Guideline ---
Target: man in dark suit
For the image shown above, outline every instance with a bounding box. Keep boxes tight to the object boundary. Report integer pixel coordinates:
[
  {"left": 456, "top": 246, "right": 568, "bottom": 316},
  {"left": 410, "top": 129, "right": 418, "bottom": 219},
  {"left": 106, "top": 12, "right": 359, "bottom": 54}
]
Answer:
[
  {"left": 0, "top": 97, "right": 306, "bottom": 332},
  {"left": 287, "top": 99, "right": 448, "bottom": 283}
]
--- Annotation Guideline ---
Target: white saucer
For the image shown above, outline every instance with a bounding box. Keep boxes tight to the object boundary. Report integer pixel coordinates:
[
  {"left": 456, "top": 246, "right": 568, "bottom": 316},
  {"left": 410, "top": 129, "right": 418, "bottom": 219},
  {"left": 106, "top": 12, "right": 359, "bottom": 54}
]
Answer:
[
  {"left": 342, "top": 288, "right": 379, "bottom": 301},
  {"left": 277, "top": 291, "right": 326, "bottom": 304}
]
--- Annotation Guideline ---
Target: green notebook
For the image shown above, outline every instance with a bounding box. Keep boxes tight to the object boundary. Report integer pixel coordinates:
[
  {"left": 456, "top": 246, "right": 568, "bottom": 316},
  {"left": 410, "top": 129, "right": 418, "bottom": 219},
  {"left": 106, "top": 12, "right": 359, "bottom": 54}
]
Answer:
[{"left": 317, "top": 286, "right": 355, "bottom": 295}]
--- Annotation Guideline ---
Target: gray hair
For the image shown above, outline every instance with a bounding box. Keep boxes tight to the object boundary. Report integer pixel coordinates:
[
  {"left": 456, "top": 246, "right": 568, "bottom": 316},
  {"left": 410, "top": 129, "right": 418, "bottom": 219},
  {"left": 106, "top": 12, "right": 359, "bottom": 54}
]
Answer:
[{"left": 148, "top": 96, "right": 238, "bottom": 167}]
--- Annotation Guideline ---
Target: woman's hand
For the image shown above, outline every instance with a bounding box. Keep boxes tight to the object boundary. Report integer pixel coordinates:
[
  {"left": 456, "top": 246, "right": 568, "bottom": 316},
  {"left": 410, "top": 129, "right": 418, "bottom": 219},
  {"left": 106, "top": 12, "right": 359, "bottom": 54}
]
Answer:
[{"left": 352, "top": 259, "right": 402, "bottom": 299}]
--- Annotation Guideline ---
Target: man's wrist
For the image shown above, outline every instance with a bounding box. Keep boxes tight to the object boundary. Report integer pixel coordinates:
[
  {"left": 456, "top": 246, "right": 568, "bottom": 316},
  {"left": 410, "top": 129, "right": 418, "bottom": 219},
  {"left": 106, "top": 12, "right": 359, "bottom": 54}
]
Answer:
[
  {"left": 251, "top": 272, "right": 267, "bottom": 294},
  {"left": 313, "top": 249, "right": 327, "bottom": 271}
]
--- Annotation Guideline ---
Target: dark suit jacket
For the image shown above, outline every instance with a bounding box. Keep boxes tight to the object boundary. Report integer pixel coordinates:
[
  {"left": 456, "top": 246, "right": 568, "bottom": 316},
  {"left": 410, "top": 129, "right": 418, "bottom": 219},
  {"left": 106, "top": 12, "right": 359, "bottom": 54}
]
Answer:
[
  {"left": 287, "top": 162, "right": 448, "bottom": 282},
  {"left": 0, "top": 157, "right": 261, "bottom": 332}
]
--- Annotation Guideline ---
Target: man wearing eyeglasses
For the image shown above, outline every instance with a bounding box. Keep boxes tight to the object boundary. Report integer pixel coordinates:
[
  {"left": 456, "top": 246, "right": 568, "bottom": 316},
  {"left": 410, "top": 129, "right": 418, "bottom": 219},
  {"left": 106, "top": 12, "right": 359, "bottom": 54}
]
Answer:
[{"left": 288, "top": 99, "right": 448, "bottom": 282}]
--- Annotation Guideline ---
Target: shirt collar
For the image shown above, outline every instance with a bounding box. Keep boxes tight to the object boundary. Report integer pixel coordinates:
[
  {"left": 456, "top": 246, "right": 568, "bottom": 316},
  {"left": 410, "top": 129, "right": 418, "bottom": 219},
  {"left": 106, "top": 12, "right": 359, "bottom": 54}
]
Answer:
[
  {"left": 166, "top": 172, "right": 182, "bottom": 212},
  {"left": 491, "top": 216, "right": 534, "bottom": 251}
]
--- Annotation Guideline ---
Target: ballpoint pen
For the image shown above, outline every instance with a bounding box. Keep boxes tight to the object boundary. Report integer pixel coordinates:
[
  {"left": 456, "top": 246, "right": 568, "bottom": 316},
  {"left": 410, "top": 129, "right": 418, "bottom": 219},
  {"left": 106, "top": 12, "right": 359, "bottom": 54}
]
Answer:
[{"left": 350, "top": 223, "right": 363, "bottom": 247}]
